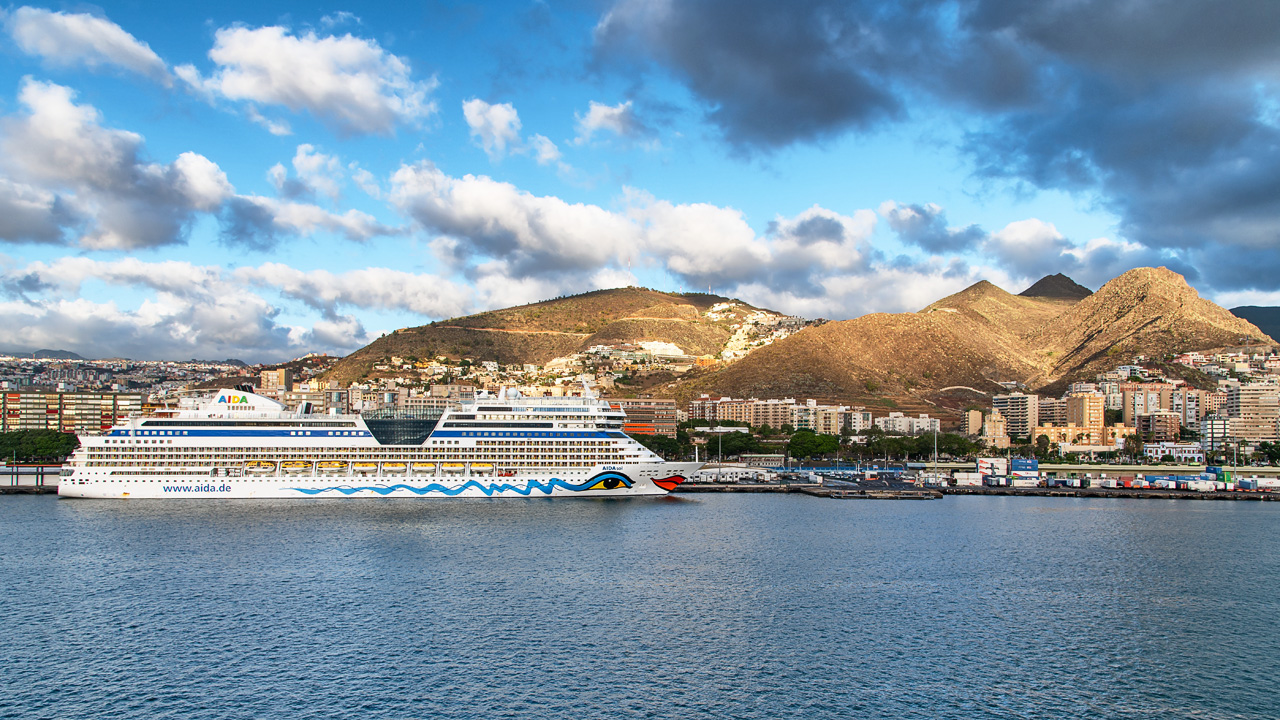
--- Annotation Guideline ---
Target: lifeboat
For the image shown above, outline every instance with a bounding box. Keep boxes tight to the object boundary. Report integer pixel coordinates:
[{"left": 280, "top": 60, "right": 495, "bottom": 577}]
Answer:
[
  {"left": 442, "top": 462, "right": 465, "bottom": 473},
  {"left": 317, "top": 460, "right": 348, "bottom": 472},
  {"left": 411, "top": 461, "right": 436, "bottom": 473},
  {"left": 470, "top": 463, "right": 494, "bottom": 473},
  {"left": 352, "top": 462, "right": 379, "bottom": 473},
  {"left": 381, "top": 462, "right": 407, "bottom": 474},
  {"left": 245, "top": 461, "right": 276, "bottom": 474},
  {"left": 281, "top": 460, "right": 312, "bottom": 473}
]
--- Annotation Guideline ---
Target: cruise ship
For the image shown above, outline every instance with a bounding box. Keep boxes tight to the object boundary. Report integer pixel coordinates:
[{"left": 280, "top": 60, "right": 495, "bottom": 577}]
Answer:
[{"left": 58, "top": 389, "right": 699, "bottom": 498}]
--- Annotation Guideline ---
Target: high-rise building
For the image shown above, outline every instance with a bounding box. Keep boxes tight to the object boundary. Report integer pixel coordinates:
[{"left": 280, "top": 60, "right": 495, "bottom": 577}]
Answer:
[
  {"left": 1225, "top": 383, "right": 1280, "bottom": 443},
  {"left": 992, "top": 392, "right": 1039, "bottom": 438},
  {"left": 606, "top": 398, "right": 678, "bottom": 438},
  {"left": 260, "top": 369, "right": 293, "bottom": 396},
  {"left": 1, "top": 391, "right": 144, "bottom": 434},
  {"left": 981, "top": 410, "right": 1010, "bottom": 449},
  {"left": 965, "top": 409, "right": 983, "bottom": 436},
  {"left": 1136, "top": 410, "right": 1181, "bottom": 443}
]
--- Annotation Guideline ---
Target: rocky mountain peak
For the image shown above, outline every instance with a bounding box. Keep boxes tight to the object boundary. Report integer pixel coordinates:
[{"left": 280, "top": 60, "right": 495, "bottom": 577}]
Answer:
[{"left": 1018, "top": 273, "right": 1092, "bottom": 300}]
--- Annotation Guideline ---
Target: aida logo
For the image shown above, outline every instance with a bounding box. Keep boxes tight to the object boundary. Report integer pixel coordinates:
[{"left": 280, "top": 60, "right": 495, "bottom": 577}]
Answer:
[{"left": 218, "top": 395, "right": 250, "bottom": 404}]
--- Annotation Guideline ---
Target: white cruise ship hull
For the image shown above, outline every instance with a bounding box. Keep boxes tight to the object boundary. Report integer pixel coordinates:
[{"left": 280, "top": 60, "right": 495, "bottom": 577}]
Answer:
[
  {"left": 58, "top": 388, "right": 700, "bottom": 500},
  {"left": 59, "top": 462, "right": 701, "bottom": 499}
]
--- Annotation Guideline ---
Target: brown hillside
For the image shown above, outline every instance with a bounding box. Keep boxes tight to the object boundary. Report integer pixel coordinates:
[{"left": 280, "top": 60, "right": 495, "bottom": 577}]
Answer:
[
  {"left": 1027, "top": 266, "right": 1274, "bottom": 385},
  {"left": 663, "top": 266, "right": 1265, "bottom": 412},
  {"left": 583, "top": 319, "right": 731, "bottom": 356},
  {"left": 445, "top": 287, "right": 749, "bottom": 334},
  {"left": 922, "top": 280, "right": 1074, "bottom": 338},
  {"left": 324, "top": 287, "right": 766, "bottom": 385},
  {"left": 669, "top": 305, "right": 1049, "bottom": 407}
]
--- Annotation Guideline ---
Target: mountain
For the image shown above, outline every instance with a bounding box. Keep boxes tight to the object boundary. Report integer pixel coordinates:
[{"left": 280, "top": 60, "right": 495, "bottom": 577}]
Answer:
[
  {"left": 666, "top": 268, "right": 1273, "bottom": 409},
  {"left": 33, "top": 349, "right": 86, "bottom": 360},
  {"left": 1026, "top": 267, "right": 1268, "bottom": 387},
  {"left": 1230, "top": 306, "right": 1280, "bottom": 343},
  {"left": 324, "top": 287, "right": 773, "bottom": 385},
  {"left": 668, "top": 279, "right": 1068, "bottom": 406},
  {"left": 1019, "top": 273, "right": 1092, "bottom": 300}
]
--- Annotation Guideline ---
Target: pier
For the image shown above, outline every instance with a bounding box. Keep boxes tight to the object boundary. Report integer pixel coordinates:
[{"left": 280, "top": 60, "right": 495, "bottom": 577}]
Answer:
[{"left": 1, "top": 464, "right": 60, "bottom": 494}]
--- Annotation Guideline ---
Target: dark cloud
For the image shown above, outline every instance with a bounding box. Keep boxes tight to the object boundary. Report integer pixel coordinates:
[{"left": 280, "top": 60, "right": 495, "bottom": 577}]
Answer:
[
  {"left": 881, "top": 202, "right": 986, "bottom": 254},
  {"left": 597, "top": 0, "right": 1280, "bottom": 292},
  {"left": 0, "top": 270, "right": 55, "bottom": 300},
  {"left": 0, "top": 179, "right": 80, "bottom": 244},
  {"left": 219, "top": 196, "right": 280, "bottom": 251},
  {"left": 594, "top": 0, "right": 902, "bottom": 149}
]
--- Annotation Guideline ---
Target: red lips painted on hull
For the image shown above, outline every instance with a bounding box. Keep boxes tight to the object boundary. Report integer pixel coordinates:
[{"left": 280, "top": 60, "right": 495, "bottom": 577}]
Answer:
[{"left": 652, "top": 475, "right": 686, "bottom": 492}]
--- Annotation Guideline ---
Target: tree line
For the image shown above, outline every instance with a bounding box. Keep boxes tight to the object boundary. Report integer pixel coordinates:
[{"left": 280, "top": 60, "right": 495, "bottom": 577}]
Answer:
[{"left": 0, "top": 430, "right": 80, "bottom": 462}]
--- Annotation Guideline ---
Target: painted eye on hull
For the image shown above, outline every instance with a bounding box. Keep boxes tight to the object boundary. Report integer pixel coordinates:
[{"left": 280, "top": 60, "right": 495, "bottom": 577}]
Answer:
[{"left": 584, "top": 472, "right": 632, "bottom": 490}]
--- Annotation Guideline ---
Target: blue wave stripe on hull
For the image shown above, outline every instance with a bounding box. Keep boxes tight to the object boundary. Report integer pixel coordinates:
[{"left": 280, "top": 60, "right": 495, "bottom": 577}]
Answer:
[{"left": 286, "top": 472, "right": 634, "bottom": 497}]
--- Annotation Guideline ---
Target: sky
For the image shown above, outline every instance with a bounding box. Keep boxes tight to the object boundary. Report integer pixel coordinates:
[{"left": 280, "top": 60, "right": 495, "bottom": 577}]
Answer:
[{"left": 1, "top": 1, "right": 1279, "bottom": 363}]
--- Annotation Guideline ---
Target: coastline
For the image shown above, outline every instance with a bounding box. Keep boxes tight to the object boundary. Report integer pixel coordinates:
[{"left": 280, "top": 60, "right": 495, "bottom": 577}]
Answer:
[{"left": 674, "top": 482, "right": 1280, "bottom": 501}]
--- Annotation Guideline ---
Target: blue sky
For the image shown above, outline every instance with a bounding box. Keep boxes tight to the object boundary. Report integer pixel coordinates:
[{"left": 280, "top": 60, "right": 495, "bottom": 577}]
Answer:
[{"left": 1, "top": 1, "right": 1278, "bottom": 362}]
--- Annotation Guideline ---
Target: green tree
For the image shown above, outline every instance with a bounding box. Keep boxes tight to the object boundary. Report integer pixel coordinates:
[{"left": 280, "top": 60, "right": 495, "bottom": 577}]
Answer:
[
  {"left": 1123, "top": 432, "right": 1143, "bottom": 460},
  {"left": 788, "top": 430, "right": 839, "bottom": 459},
  {"left": 0, "top": 430, "right": 80, "bottom": 462},
  {"left": 632, "top": 433, "right": 684, "bottom": 459}
]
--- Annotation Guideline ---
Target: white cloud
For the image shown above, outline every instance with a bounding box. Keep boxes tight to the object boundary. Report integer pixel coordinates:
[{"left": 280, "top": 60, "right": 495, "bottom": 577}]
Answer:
[
  {"left": 222, "top": 195, "right": 402, "bottom": 246},
  {"left": 290, "top": 144, "right": 343, "bottom": 202},
  {"left": 765, "top": 204, "right": 877, "bottom": 277},
  {"left": 3, "top": 7, "right": 171, "bottom": 85},
  {"left": 0, "top": 79, "right": 398, "bottom": 251},
  {"left": 627, "top": 190, "right": 770, "bottom": 286},
  {"left": 0, "top": 79, "right": 226, "bottom": 249},
  {"left": 245, "top": 106, "right": 292, "bottom": 136},
  {"left": 529, "top": 134, "right": 562, "bottom": 165},
  {"left": 0, "top": 257, "right": 475, "bottom": 361},
  {"left": 178, "top": 25, "right": 438, "bottom": 136},
  {"left": 390, "top": 163, "right": 887, "bottom": 298},
  {"left": 462, "top": 99, "right": 522, "bottom": 160},
  {"left": 574, "top": 100, "right": 644, "bottom": 144},
  {"left": 237, "top": 262, "right": 469, "bottom": 318},
  {"left": 389, "top": 162, "right": 637, "bottom": 275},
  {"left": 320, "top": 11, "right": 362, "bottom": 29},
  {"left": 172, "top": 152, "right": 234, "bottom": 211},
  {"left": 982, "top": 219, "right": 1077, "bottom": 281},
  {"left": 350, "top": 166, "right": 381, "bottom": 198}
]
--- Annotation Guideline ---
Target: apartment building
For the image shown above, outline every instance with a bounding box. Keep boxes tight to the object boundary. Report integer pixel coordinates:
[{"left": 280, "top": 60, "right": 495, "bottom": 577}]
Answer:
[
  {"left": 1, "top": 390, "right": 145, "bottom": 434},
  {"left": 992, "top": 392, "right": 1038, "bottom": 438}
]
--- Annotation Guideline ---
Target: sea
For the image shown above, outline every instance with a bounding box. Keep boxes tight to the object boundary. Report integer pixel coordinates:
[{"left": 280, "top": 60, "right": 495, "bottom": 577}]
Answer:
[{"left": 1, "top": 493, "right": 1277, "bottom": 720}]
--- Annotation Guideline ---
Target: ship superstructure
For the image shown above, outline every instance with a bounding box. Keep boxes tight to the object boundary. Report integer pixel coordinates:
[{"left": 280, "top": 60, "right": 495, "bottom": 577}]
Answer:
[{"left": 59, "top": 389, "right": 697, "bottom": 498}]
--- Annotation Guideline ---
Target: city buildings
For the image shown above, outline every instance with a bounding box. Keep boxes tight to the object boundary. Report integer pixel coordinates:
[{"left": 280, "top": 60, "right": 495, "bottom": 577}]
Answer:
[
  {"left": 992, "top": 392, "right": 1038, "bottom": 438},
  {"left": 874, "top": 412, "right": 940, "bottom": 435},
  {"left": 1224, "top": 383, "right": 1280, "bottom": 444},
  {"left": 1, "top": 390, "right": 145, "bottom": 434},
  {"left": 605, "top": 398, "right": 678, "bottom": 438}
]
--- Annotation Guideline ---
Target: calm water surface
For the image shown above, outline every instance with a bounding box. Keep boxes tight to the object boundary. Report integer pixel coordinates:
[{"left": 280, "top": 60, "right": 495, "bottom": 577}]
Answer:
[{"left": 1, "top": 494, "right": 1277, "bottom": 719}]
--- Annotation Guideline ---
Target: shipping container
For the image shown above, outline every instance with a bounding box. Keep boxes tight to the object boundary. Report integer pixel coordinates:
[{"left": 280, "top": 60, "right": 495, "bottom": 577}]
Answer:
[{"left": 978, "top": 458, "right": 1009, "bottom": 476}]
